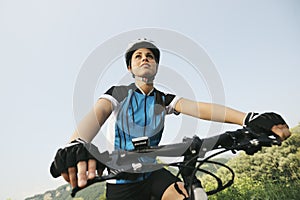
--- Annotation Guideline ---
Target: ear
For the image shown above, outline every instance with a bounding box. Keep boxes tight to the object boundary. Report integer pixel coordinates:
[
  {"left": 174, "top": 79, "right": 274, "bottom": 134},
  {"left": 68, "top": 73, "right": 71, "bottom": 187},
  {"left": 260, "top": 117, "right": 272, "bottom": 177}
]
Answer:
[{"left": 128, "top": 65, "right": 132, "bottom": 71}]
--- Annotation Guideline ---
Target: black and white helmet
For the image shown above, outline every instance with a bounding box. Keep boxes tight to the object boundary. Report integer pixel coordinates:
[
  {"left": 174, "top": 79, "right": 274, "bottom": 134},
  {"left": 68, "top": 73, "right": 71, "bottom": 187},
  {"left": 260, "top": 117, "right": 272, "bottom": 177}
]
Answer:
[{"left": 125, "top": 38, "right": 160, "bottom": 68}]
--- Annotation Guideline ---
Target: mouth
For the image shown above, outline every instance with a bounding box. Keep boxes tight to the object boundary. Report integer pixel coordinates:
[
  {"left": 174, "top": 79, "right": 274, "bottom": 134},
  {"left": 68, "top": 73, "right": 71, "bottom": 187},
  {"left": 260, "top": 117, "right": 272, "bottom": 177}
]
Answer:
[{"left": 140, "top": 63, "right": 151, "bottom": 68}]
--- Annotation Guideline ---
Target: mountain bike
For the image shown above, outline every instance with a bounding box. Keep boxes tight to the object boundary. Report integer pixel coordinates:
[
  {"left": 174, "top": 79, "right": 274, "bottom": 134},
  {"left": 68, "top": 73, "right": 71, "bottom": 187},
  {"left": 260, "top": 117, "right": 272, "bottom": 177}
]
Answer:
[{"left": 71, "top": 127, "right": 282, "bottom": 200}]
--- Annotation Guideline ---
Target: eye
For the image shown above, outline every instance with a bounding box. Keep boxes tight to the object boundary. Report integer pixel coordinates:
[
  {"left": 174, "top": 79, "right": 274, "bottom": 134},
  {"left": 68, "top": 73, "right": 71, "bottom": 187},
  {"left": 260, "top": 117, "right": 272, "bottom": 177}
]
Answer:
[
  {"left": 135, "top": 54, "right": 141, "bottom": 59},
  {"left": 146, "top": 53, "right": 154, "bottom": 59}
]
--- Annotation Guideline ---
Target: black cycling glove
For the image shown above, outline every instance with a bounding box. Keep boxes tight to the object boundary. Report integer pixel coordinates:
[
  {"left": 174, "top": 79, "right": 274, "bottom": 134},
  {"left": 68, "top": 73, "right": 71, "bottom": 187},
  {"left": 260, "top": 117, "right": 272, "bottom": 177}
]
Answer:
[
  {"left": 50, "top": 138, "right": 107, "bottom": 178},
  {"left": 243, "top": 112, "right": 288, "bottom": 132}
]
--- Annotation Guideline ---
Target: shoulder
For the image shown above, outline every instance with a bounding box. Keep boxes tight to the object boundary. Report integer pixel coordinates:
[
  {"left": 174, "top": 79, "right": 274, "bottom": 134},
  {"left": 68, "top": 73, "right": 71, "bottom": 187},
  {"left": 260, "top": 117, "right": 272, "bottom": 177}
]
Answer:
[
  {"left": 154, "top": 89, "right": 176, "bottom": 106},
  {"left": 154, "top": 89, "right": 180, "bottom": 115},
  {"left": 104, "top": 84, "right": 136, "bottom": 102}
]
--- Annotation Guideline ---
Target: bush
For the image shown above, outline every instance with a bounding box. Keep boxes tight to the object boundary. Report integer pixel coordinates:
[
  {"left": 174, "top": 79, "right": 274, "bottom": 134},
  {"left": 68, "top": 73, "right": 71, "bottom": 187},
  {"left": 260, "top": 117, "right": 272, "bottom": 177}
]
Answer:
[{"left": 201, "top": 124, "right": 300, "bottom": 199}]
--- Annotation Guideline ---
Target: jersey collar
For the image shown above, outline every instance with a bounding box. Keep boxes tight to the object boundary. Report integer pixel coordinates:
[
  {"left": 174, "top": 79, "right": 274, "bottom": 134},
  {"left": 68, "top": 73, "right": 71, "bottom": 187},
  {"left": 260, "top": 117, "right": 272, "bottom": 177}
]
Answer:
[{"left": 129, "top": 83, "right": 155, "bottom": 96}]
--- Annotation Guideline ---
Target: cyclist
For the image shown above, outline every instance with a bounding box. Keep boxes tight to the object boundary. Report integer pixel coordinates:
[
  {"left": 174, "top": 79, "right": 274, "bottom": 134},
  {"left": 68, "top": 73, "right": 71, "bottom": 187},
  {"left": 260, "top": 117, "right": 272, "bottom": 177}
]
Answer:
[{"left": 50, "top": 38, "right": 291, "bottom": 200}]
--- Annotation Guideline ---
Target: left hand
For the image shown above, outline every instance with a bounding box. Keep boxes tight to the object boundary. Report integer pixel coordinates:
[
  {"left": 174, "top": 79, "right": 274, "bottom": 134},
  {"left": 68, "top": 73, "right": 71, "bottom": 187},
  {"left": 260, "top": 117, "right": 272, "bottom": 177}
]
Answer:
[
  {"left": 244, "top": 112, "right": 291, "bottom": 141},
  {"left": 271, "top": 124, "right": 291, "bottom": 141}
]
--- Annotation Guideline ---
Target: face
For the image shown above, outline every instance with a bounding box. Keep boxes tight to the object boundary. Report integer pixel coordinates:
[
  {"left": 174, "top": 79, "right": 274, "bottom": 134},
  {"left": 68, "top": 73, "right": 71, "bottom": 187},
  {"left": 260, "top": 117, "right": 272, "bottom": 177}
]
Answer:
[{"left": 128, "top": 48, "right": 158, "bottom": 78}]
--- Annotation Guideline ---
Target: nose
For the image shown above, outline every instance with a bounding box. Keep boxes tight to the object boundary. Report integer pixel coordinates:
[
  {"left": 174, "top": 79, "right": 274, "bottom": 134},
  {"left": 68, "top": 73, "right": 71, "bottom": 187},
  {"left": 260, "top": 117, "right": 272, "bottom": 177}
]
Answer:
[{"left": 142, "top": 54, "right": 148, "bottom": 62}]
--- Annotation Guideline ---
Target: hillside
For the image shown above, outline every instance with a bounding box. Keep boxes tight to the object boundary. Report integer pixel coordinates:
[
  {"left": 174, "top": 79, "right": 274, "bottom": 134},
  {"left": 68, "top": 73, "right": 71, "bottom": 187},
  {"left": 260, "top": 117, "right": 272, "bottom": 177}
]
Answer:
[{"left": 25, "top": 182, "right": 106, "bottom": 200}]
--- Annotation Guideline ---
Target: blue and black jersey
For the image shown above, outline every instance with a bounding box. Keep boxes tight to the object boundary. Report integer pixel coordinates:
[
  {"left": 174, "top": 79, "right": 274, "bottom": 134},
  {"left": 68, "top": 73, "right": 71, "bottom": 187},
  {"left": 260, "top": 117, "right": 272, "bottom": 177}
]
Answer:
[{"left": 100, "top": 83, "right": 181, "bottom": 184}]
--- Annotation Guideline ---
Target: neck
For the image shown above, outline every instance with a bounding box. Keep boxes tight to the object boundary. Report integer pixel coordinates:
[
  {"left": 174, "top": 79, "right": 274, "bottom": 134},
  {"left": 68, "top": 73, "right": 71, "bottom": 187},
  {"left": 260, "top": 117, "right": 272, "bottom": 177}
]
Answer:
[
  {"left": 134, "top": 75, "right": 154, "bottom": 84},
  {"left": 135, "top": 79, "right": 154, "bottom": 95}
]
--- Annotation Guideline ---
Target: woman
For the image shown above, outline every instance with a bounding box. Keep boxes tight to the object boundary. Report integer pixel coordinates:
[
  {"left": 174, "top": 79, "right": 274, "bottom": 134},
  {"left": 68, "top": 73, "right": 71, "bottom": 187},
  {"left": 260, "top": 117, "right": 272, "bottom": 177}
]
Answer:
[{"left": 50, "top": 38, "right": 291, "bottom": 200}]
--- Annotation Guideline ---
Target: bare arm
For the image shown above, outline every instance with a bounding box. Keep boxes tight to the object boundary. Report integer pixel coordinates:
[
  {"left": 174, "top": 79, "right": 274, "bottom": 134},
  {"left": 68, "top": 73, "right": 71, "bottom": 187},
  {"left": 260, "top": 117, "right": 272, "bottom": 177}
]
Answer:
[
  {"left": 175, "top": 98, "right": 291, "bottom": 142},
  {"left": 174, "top": 98, "right": 246, "bottom": 125},
  {"left": 70, "top": 98, "right": 113, "bottom": 142},
  {"left": 63, "top": 98, "right": 113, "bottom": 188}
]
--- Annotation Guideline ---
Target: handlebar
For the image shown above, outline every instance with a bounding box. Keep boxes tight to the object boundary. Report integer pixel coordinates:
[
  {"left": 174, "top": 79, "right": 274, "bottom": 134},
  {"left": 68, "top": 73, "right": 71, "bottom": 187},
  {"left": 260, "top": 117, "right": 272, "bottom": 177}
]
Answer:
[{"left": 71, "top": 127, "right": 281, "bottom": 197}]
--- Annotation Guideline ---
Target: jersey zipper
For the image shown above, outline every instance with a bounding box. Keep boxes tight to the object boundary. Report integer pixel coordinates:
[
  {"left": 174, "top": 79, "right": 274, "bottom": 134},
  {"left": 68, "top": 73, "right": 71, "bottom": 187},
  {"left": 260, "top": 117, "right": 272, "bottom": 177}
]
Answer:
[{"left": 143, "top": 95, "right": 147, "bottom": 136}]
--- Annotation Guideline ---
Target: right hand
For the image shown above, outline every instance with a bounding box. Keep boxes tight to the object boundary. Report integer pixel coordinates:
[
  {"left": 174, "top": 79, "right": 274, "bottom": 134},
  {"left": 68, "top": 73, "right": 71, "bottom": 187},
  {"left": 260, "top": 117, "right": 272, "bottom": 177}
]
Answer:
[
  {"left": 50, "top": 139, "right": 106, "bottom": 188},
  {"left": 62, "top": 159, "right": 101, "bottom": 188}
]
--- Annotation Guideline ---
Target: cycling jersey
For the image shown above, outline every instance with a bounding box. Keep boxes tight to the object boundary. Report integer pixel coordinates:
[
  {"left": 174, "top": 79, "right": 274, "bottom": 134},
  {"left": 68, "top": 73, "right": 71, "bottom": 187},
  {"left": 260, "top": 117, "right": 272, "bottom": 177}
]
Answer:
[{"left": 100, "top": 83, "right": 181, "bottom": 184}]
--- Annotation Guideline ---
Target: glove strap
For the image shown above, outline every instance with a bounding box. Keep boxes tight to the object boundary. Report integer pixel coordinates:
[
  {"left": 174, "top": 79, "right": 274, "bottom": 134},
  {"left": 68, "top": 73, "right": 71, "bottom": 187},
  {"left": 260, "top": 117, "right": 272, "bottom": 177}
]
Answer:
[
  {"left": 64, "top": 138, "right": 87, "bottom": 148},
  {"left": 243, "top": 112, "right": 259, "bottom": 126}
]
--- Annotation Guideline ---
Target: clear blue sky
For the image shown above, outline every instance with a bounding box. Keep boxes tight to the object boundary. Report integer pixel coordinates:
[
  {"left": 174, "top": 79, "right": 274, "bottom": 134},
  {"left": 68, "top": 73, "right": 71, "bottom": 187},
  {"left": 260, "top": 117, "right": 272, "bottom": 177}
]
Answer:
[{"left": 0, "top": 0, "right": 299, "bottom": 199}]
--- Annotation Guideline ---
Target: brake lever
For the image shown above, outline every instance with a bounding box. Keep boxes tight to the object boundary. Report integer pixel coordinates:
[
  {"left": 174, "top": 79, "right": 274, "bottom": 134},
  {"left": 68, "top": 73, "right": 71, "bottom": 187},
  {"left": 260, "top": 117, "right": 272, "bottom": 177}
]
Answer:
[
  {"left": 71, "top": 173, "right": 118, "bottom": 197},
  {"left": 223, "top": 127, "right": 282, "bottom": 155},
  {"left": 252, "top": 132, "right": 282, "bottom": 147}
]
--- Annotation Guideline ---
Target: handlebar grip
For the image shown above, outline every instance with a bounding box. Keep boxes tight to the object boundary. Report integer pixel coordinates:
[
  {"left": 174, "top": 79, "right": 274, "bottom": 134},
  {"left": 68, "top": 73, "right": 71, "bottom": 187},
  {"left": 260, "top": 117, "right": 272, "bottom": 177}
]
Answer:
[{"left": 216, "top": 127, "right": 282, "bottom": 155}]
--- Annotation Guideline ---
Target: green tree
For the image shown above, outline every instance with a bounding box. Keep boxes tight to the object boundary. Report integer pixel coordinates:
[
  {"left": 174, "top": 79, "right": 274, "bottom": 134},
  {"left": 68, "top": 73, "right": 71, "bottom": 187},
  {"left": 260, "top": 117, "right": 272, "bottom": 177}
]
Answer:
[{"left": 201, "top": 123, "right": 300, "bottom": 199}]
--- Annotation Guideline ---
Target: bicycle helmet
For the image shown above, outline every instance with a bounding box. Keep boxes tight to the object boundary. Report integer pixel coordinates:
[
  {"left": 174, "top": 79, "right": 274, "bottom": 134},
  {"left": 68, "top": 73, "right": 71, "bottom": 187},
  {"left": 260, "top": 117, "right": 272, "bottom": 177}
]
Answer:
[{"left": 125, "top": 38, "right": 160, "bottom": 68}]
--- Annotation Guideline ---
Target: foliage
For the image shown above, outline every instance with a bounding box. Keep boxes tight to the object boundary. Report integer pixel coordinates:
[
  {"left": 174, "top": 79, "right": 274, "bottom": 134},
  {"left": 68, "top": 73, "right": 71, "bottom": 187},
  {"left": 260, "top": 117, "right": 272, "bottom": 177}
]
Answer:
[{"left": 201, "top": 124, "right": 300, "bottom": 199}]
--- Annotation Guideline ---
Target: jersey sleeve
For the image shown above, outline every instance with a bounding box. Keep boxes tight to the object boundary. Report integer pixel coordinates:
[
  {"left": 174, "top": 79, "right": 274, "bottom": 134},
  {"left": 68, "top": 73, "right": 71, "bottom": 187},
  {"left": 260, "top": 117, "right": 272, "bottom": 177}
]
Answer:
[
  {"left": 165, "top": 94, "right": 181, "bottom": 115},
  {"left": 99, "top": 86, "right": 129, "bottom": 110}
]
